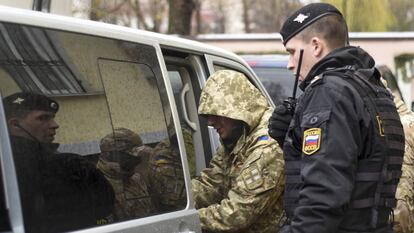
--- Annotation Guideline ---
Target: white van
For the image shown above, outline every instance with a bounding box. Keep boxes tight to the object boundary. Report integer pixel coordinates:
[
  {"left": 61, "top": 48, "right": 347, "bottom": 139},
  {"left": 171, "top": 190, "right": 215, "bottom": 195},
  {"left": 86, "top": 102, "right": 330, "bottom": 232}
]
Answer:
[{"left": 0, "top": 6, "right": 273, "bottom": 233}]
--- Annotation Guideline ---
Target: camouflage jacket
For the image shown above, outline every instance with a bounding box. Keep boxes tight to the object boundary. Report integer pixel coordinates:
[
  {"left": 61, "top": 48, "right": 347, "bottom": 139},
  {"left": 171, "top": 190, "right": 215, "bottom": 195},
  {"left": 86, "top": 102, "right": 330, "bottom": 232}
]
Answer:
[
  {"left": 192, "top": 70, "right": 285, "bottom": 233},
  {"left": 148, "top": 139, "right": 187, "bottom": 211},
  {"left": 394, "top": 96, "right": 414, "bottom": 233},
  {"left": 96, "top": 159, "right": 154, "bottom": 220}
]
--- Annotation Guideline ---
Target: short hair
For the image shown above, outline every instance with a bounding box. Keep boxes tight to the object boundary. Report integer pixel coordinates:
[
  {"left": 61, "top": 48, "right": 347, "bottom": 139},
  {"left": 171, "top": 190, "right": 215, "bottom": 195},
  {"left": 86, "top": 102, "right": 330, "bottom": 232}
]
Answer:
[{"left": 298, "top": 14, "right": 348, "bottom": 49}]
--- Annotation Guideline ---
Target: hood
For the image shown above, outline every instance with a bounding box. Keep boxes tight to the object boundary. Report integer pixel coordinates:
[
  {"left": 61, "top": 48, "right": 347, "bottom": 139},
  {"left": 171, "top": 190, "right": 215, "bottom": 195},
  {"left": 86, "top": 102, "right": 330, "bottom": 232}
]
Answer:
[
  {"left": 301, "top": 46, "right": 375, "bottom": 89},
  {"left": 198, "top": 70, "right": 269, "bottom": 131}
]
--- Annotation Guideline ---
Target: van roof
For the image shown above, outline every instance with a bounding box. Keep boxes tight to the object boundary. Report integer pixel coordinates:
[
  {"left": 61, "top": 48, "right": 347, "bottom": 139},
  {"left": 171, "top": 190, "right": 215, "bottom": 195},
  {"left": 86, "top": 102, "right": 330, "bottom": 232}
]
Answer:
[{"left": 0, "top": 5, "right": 241, "bottom": 62}]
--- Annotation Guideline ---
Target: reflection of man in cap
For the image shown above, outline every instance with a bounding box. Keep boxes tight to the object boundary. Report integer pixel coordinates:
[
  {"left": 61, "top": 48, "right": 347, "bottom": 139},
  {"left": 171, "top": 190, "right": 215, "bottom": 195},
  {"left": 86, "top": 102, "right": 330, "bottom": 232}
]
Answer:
[
  {"left": 3, "top": 92, "right": 114, "bottom": 232},
  {"left": 268, "top": 3, "right": 404, "bottom": 233},
  {"left": 4, "top": 92, "right": 59, "bottom": 145},
  {"left": 97, "top": 128, "right": 155, "bottom": 220}
]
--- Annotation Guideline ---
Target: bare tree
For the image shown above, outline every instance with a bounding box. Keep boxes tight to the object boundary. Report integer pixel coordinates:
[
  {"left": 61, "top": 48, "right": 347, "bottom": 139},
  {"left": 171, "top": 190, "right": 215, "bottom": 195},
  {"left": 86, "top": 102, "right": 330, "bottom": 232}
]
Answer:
[
  {"left": 242, "top": 0, "right": 252, "bottom": 33},
  {"left": 242, "top": 0, "right": 302, "bottom": 33},
  {"left": 89, "top": 0, "right": 128, "bottom": 22},
  {"left": 167, "top": 0, "right": 195, "bottom": 35},
  {"left": 193, "top": 0, "right": 202, "bottom": 34},
  {"left": 84, "top": 0, "right": 168, "bottom": 32}
]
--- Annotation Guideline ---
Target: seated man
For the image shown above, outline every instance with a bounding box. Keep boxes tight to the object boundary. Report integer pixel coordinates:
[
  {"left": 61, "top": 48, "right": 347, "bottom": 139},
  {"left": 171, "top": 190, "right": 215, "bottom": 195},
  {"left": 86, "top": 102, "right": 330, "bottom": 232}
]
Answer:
[
  {"left": 3, "top": 92, "right": 114, "bottom": 233},
  {"left": 97, "top": 128, "right": 155, "bottom": 220},
  {"left": 192, "top": 70, "right": 285, "bottom": 233}
]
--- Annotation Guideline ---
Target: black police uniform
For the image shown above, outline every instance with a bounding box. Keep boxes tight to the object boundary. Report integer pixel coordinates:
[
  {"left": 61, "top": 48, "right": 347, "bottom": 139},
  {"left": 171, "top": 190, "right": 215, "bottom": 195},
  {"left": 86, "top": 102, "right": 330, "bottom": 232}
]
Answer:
[
  {"left": 2, "top": 92, "right": 115, "bottom": 232},
  {"left": 282, "top": 46, "right": 405, "bottom": 232},
  {"left": 11, "top": 135, "right": 115, "bottom": 233}
]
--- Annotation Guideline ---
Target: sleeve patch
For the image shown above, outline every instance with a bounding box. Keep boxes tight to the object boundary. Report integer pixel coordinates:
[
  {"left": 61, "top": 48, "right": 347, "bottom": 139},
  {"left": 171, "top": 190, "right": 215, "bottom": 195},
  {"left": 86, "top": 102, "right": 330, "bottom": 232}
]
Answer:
[
  {"left": 242, "top": 165, "right": 264, "bottom": 190},
  {"left": 302, "top": 128, "right": 321, "bottom": 155}
]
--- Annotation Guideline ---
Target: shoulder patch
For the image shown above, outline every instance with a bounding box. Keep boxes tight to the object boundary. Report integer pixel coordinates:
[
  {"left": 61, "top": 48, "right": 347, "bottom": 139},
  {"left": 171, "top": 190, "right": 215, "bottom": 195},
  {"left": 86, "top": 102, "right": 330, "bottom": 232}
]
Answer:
[
  {"left": 302, "top": 128, "right": 321, "bottom": 155},
  {"left": 258, "top": 135, "right": 269, "bottom": 141}
]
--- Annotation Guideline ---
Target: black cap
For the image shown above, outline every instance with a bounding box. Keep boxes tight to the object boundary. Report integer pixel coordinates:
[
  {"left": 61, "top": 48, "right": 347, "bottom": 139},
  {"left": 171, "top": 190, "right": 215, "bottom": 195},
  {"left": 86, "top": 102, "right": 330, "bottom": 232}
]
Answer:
[
  {"left": 280, "top": 3, "right": 343, "bottom": 45},
  {"left": 3, "top": 92, "right": 59, "bottom": 116}
]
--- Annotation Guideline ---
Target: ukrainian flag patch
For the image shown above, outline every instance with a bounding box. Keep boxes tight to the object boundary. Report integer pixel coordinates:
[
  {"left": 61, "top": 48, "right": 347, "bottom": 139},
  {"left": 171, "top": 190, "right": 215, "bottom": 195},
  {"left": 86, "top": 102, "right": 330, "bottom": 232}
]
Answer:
[
  {"left": 258, "top": 135, "right": 269, "bottom": 141},
  {"left": 302, "top": 128, "right": 321, "bottom": 155}
]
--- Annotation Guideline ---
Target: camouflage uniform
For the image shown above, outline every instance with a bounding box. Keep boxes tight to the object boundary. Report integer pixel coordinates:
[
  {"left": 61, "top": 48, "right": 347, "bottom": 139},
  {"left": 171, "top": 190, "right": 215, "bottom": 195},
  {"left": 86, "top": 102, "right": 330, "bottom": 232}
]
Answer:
[
  {"left": 393, "top": 96, "right": 414, "bottom": 233},
  {"left": 192, "top": 70, "right": 285, "bottom": 233},
  {"left": 97, "top": 128, "right": 155, "bottom": 220},
  {"left": 148, "top": 138, "right": 187, "bottom": 212}
]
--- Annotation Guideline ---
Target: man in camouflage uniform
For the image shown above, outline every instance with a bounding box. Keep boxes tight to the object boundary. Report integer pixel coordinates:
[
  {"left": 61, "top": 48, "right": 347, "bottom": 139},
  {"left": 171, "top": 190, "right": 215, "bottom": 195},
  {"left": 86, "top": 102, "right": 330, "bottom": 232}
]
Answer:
[
  {"left": 148, "top": 125, "right": 195, "bottom": 212},
  {"left": 98, "top": 128, "right": 155, "bottom": 221},
  {"left": 148, "top": 131, "right": 186, "bottom": 212},
  {"left": 393, "top": 95, "right": 414, "bottom": 233},
  {"left": 191, "top": 70, "right": 285, "bottom": 233}
]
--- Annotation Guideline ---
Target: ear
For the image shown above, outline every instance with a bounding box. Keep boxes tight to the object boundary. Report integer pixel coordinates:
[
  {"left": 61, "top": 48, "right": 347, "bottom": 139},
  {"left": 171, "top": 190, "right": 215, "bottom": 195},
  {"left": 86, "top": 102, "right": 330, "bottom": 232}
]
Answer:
[
  {"left": 8, "top": 117, "right": 20, "bottom": 129},
  {"left": 7, "top": 117, "right": 22, "bottom": 136},
  {"left": 311, "top": 37, "right": 324, "bottom": 58}
]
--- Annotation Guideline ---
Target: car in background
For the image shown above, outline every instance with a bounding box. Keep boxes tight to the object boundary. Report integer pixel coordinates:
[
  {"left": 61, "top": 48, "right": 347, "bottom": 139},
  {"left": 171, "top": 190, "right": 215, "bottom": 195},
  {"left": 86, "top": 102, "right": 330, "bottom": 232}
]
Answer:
[
  {"left": 241, "top": 54, "right": 299, "bottom": 105},
  {"left": 243, "top": 55, "right": 406, "bottom": 109}
]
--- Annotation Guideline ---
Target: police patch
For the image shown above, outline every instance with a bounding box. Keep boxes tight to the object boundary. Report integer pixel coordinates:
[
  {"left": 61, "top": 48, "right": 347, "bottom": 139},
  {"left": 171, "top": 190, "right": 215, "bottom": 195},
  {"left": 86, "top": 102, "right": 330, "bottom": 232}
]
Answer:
[{"left": 302, "top": 128, "right": 321, "bottom": 155}]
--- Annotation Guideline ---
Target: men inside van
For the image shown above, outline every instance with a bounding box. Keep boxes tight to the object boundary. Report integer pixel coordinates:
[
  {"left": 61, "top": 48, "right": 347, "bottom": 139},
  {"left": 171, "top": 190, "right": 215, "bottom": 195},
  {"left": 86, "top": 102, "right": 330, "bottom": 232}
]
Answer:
[
  {"left": 97, "top": 128, "right": 155, "bottom": 221},
  {"left": 191, "top": 70, "right": 285, "bottom": 232},
  {"left": 3, "top": 92, "right": 114, "bottom": 233}
]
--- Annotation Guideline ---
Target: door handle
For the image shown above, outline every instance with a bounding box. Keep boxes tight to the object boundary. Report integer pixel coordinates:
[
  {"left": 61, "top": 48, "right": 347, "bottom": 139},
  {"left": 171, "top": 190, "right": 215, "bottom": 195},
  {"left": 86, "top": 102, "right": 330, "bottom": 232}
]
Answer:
[{"left": 180, "top": 83, "right": 197, "bottom": 131}]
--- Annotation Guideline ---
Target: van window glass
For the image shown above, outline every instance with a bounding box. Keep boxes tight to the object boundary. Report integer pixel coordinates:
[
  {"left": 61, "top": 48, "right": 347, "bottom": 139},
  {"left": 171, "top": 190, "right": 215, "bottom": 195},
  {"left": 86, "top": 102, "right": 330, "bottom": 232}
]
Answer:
[
  {"left": 0, "top": 165, "right": 11, "bottom": 231},
  {"left": 167, "top": 69, "right": 197, "bottom": 177},
  {"left": 0, "top": 22, "right": 186, "bottom": 232},
  {"left": 163, "top": 53, "right": 213, "bottom": 174}
]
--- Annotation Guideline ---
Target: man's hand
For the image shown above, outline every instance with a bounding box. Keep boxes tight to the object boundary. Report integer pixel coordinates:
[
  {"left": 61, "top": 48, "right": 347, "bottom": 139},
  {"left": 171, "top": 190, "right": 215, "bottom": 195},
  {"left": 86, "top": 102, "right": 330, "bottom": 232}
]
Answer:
[{"left": 268, "top": 102, "right": 294, "bottom": 148}]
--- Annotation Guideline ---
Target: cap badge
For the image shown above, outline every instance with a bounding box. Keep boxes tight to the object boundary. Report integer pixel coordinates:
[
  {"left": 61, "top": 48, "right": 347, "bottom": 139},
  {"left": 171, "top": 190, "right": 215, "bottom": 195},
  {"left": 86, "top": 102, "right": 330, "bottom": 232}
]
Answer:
[
  {"left": 50, "top": 102, "right": 58, "bottom": 110},
  {"left": 294, "top": 13, "right": 309, "bottom": 23},
  {"left": 12, "top": 97, "right": 25, "bottom": 105}
]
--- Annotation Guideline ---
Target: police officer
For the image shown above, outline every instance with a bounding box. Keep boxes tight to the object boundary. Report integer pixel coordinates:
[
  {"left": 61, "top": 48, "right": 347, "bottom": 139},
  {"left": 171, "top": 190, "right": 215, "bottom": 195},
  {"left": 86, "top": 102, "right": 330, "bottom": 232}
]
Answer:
[
  {"left": 392, "top": 95, "right": 414, "bottom": 233},
  {"left": 3, "top": 92, "right": 114, "bottom": 233},
  {"left": 268, "top": 3, "right": 405, "bottom": 232},
  {"left": 98, "top": 128, "right": 155, "bottom": 220},
  {"left": 192, "top": 70, "right": 285, "bottom": 233}
]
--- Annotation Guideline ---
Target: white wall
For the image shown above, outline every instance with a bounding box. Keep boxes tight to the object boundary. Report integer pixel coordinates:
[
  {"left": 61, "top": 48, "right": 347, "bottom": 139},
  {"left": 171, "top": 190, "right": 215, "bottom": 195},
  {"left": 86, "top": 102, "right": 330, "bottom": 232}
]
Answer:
[{"left": 0, "top": 0, "right": 31, "bottom": 9}]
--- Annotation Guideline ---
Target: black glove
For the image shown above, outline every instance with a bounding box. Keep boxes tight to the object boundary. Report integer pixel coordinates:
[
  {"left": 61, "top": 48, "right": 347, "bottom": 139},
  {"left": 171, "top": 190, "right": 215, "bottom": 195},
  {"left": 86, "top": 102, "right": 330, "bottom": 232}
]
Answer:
[
  {"left": 280, "top": 225, "right": 291, "bottom": 233},
  {"left": 268, "top": 102, "right": 294, "bottom": 148}
]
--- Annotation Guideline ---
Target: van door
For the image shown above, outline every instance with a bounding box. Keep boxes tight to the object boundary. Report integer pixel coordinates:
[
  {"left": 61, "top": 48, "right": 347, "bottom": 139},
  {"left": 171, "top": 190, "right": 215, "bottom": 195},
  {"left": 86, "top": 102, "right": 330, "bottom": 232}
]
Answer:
[
  {"left": 161, "top": 49, "right": 215, "bottom": 175},
  {"left": 0, "top": 21, "right": 200, "bottom": 233}
]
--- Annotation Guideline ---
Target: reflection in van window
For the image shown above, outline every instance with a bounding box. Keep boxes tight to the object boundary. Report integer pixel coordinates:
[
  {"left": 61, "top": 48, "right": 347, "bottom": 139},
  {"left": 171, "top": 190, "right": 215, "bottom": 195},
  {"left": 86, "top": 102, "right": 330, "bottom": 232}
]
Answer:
[{"left": 0, "top": 22, "right": 187, "bottom": 232}]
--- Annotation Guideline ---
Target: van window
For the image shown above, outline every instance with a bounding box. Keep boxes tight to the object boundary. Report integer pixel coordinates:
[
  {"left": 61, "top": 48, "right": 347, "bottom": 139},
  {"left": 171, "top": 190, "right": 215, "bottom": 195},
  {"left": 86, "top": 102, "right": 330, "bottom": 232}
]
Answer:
[
  {"left": 0, "top": 22, "right": 186, "bottom": 232},
  {"left": 0, "top": 165, "right": 11, "bottom": 231},
  {"left": 164, "top": 54, "right": 213, "bottom": 175}
]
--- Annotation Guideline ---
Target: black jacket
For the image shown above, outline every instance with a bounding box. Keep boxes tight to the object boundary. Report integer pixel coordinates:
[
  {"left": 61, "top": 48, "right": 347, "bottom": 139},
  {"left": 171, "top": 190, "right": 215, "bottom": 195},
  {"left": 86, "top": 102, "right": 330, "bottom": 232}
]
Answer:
[
  {"left": 283, "top": 46, "right": 404, "bottom": 233},
  {"left": 11, "top": 136, "right": 114, "bottom": 233}
]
